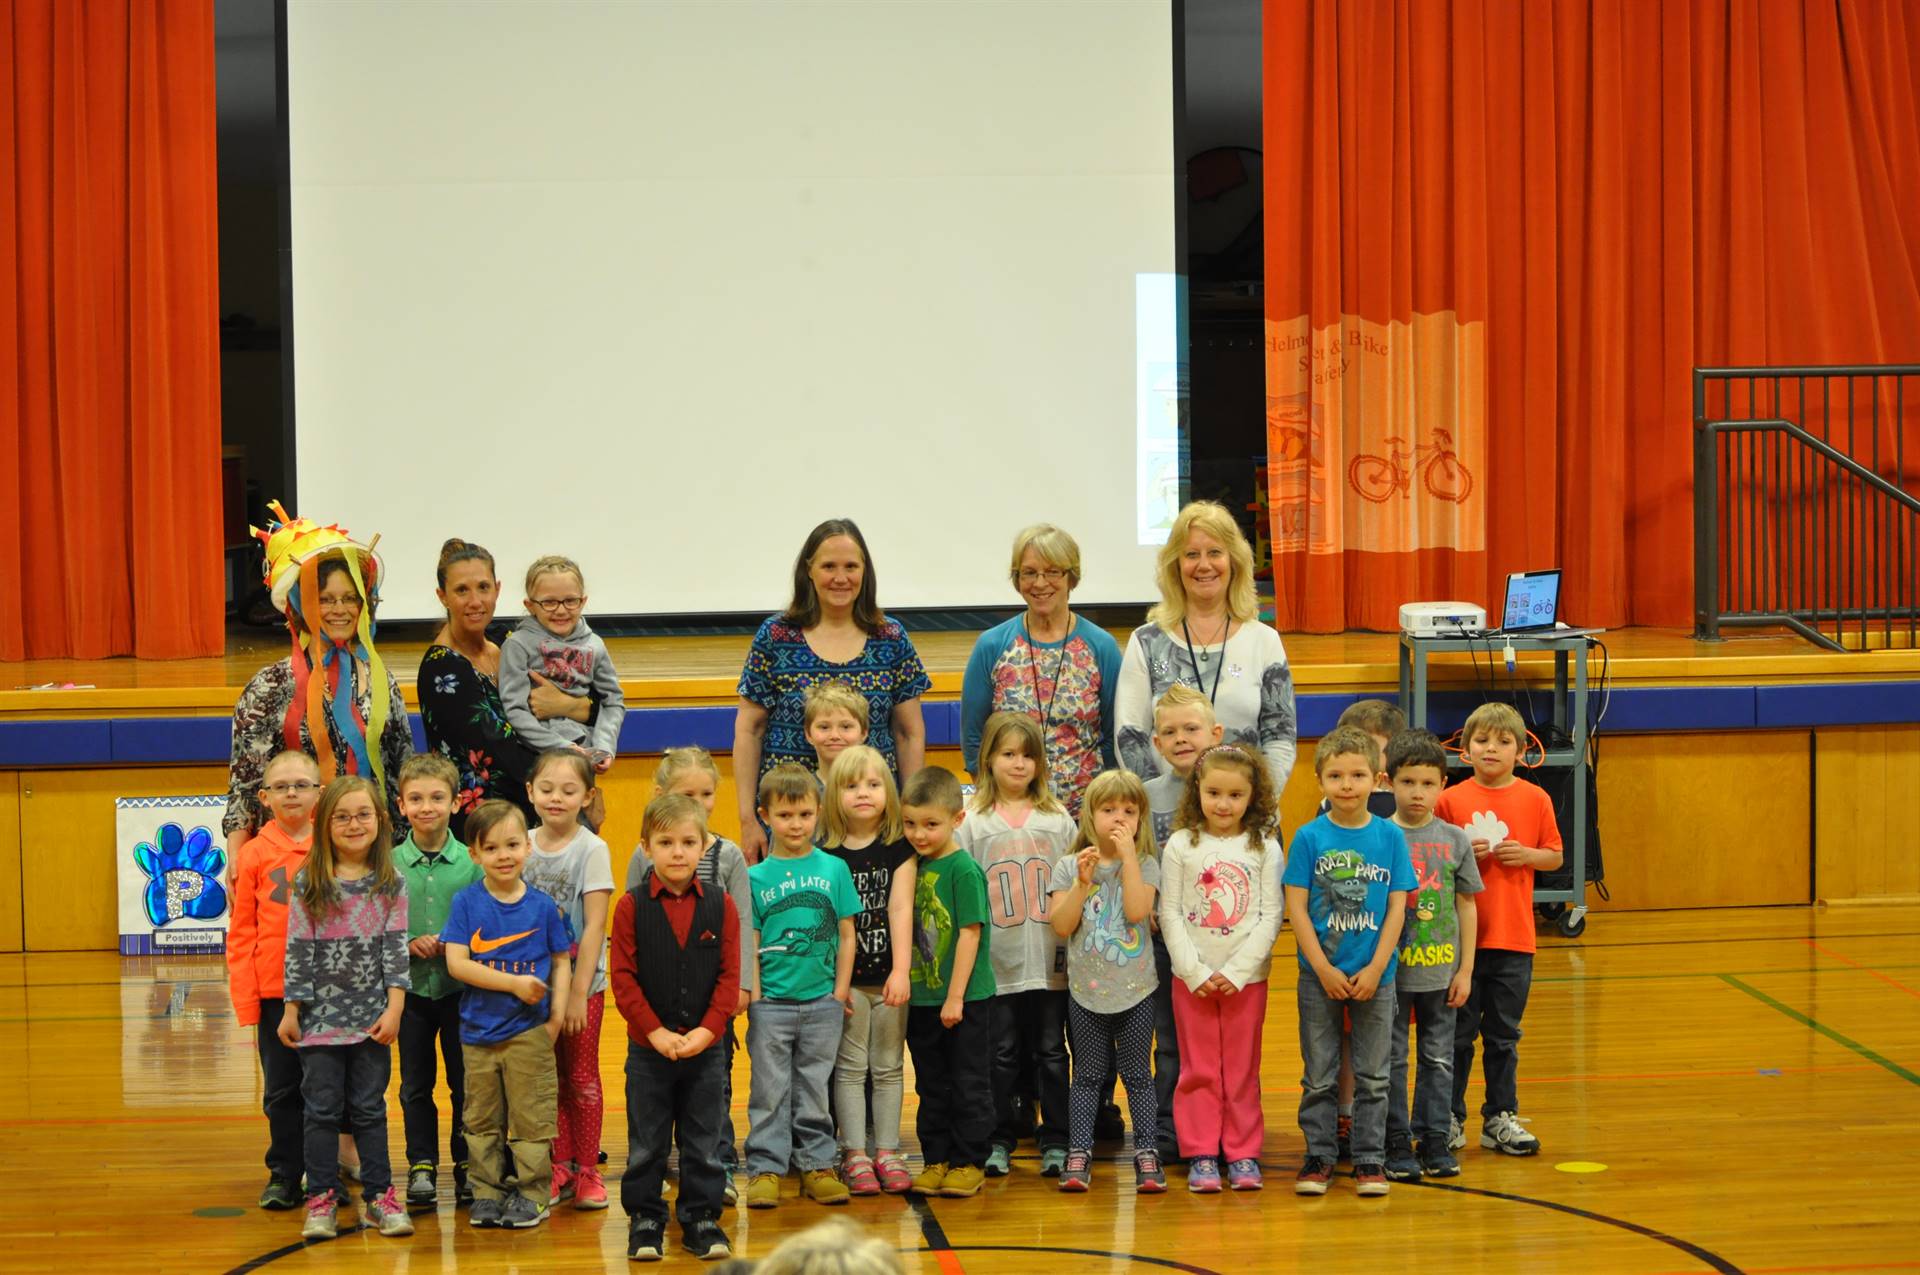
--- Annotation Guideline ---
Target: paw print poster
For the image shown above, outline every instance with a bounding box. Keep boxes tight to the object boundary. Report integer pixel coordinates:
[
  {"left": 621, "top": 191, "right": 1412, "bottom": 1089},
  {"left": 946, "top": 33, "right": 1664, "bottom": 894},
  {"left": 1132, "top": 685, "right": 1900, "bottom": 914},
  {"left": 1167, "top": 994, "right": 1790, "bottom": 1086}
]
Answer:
[{"left": 116, "top": 796, "right": 229, "bottom": 955}]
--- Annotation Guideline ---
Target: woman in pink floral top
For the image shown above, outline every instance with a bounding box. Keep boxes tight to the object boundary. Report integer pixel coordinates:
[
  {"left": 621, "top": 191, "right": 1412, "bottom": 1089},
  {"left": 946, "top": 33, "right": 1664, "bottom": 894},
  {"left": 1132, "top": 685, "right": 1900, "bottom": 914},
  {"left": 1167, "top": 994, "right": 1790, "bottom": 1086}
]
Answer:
[{"left": 960, "top": 525, "right": 1122, "bottom": 817}]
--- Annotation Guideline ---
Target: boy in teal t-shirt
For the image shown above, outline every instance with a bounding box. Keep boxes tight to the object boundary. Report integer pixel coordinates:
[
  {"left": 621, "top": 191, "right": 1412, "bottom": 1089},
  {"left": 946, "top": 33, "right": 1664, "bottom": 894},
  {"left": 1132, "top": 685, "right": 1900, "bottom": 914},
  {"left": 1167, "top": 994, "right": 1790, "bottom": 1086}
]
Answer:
[
  {"left": 900, "top": 767, "right": 996, "bottom": 1199},
  {"left": 741, "top": 766, "right": 859, "bottom": 1209}
]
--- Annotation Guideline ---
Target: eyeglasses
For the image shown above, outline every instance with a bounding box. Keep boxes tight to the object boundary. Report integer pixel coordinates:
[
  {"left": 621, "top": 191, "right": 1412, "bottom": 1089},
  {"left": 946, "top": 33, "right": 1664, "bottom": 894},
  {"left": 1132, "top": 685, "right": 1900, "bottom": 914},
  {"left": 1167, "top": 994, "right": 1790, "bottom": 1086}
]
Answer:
[
  {"left": 263, "top": 781, "right": 320, "bottom": 796},
  {"left": 316, "top": 594, "right": 363, "bottom": 611},
  {"left": 532, "top": 597, "right": 584, "bottom": 612},
  {"left": 1017, "top": 568, "right": 1068, "bottom": 584},
  {"left": 330, "top": 810, "right": 379, "bottom": 827}
]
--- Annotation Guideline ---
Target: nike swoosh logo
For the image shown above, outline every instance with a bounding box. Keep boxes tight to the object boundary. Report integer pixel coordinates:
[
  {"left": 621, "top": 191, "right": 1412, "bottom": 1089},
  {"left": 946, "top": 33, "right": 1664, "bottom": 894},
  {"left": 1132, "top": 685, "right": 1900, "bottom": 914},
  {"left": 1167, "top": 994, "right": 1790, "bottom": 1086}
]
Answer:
[{"left": 469, "top": 927, "right": 536, "bottom": 955}]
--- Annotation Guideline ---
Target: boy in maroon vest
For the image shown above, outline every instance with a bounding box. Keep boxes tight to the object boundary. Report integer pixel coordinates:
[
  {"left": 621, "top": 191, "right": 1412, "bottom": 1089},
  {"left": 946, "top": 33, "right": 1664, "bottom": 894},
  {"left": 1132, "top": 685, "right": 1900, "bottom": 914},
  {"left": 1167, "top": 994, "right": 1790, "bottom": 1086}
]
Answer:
[{"left": 610, "top": 793, "right": 741, "bottom": 1262}]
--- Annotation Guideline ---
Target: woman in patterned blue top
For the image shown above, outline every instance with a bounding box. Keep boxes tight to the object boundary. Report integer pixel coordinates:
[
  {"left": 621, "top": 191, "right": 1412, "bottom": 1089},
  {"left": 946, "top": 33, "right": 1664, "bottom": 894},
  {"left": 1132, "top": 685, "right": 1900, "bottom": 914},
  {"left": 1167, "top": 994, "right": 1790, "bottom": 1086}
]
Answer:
[{"left": 733, "top": 519, "right": 930, "bottom": 860}]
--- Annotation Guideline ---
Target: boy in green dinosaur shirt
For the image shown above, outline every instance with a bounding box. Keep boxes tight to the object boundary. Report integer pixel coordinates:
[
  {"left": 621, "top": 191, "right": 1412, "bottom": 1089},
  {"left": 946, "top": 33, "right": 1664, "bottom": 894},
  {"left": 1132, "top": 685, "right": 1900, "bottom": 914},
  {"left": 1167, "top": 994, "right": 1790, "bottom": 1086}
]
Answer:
[{"left": 900, "top": 766, "right": 995, "bottom": 1199}]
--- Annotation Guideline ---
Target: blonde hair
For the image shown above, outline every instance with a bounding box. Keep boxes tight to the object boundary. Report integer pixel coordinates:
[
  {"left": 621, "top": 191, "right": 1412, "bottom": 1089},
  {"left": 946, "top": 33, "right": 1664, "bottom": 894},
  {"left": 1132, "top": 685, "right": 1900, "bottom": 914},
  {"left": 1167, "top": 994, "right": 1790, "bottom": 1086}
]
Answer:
[
  {"left": 300, "top": 776, "right": 401, "bottom": 919},
  {"left": 1337, "top": 698, "right": 1407, "bottom": 739},
  {"left": 1463, "top": 701, "right": 1527, "bottom": 744},
  {"left": 1007, "top": 523, "right": 1082, "bottom": 588},
  {"left": 1070, "top": 769, "right": 1157, "bottom": 859},
  {"left": 972, "top": 711, "right": 1064, "bottom": 815},
  {"left": 1314, "top": 725, "right": 1382, "bottom": 775},
  {"left": 1174, "top": 744, "right": 1279, "bottom": 850},
  {"left": 397, "top": 751, "right": 459, "bottom": 796},
  {"left": 264, "top": 749, "right": 321, "bottom": 782},
  {"left": 821, "top": 745, "right": 904, "bottom": 846},
  {"left": 752, "top": 1218, "right": 906, "bottom": 1275},
  {"left": 641, "top": 791, "right": 708, "bottom": 844},
  {"left": 1152, "top": 683, "right": 1217, "bottom": 728},
  {"left": 654, "top": 746, "right": 721, "bottom": 791},
  {"left": 523, "top": 554, "right": 585, "bottom": 596},
  {"left": 803, "top": 679, "right": 868, "bottom": 728},
  {"left": 1146, "top": 500, "right": 1259, "bottom": 627}
]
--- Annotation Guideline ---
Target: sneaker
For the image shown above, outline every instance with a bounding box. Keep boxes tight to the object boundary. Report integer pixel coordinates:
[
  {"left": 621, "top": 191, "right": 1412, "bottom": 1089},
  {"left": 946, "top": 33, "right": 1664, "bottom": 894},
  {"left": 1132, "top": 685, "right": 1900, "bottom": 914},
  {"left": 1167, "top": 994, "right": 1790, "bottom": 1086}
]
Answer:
[
  {"left": 628, "top": 1218, "right": 665, "bottom": 1261},
  {"left": 365, "top": 1186, "right": 415, "bottom": 1237},
  {"left": 1095, "top": 1101, "right": 1126, "bottom": 1142},
  {"left": 468, "top": 1196, "right": 504, "bottom": 1228},
  {"left": 721, "top": 1176, "right": 739, "bottom": 1207},
  {"left": 803, "top": 1168, "right": 850, "bottom": 1205},
  {"left": 407, "top": 1163, "right": 437, "bottom": 1206},
  {"left": 1187, "top": 1155, "right": 1223, "bottom": 1193},
  {"left": 1481, "top": 1111, "right": 1541, "bottom": 1156},
  {"left": 1418, "top": 1140, "right": 1461, "bottom": 1178},
  {"left": 984, "top": 1144, "right": 1012, "bottom": 1177},
  {"left": 501, "top": 1193, "right": 549, "bottom": 1228},
  {"left": 875, "top": 1152, "right": 913, "bottom": 1194},
  {"left": 1226, "top": 1158, "right": 1263, "bottom": 1191},
  {"left": 1135, "top": 1150, "right": 1166, "bottom": 1194},
  {"left": 1335, "top": 1113, "right": 1353, "bottom": 1164},
  {"left": 1039, "top": 1146, "right": 1068, "bottom": 1177},
  {"left": 1058, "top": 1151, "right": 1092, "bottom": 1192},
  {"left": 939, "top": 1165, "right": 985, "bottom": 1197},
  {"left": 259, "top": 1176, "right": 300, "bottom": 1211},
  {"left": 1384, "top": 1138, "right": 1421, "bottom": 1182},
  {"left": 550, "top": 1161, "right": 575, "bottom": 1206},
  {"left": 573, "top": 1165, "right": 608, "bottom": 1209},
  {"left": 745, "top": 1173, "right": 781, "bottom": 1209},
  {"left": 301, "top": 1192, "right": 339, "bottom": 1240},
  {"left": 842, "top": 1153, "right": 880, "bottom": 1196},
  {"left": 1355, "top": 1162, "right": 1390, "bottom": 1196},
  {"left": 453, "top": 1161, "right": 472, "bottom": 1206},
  {"left": 910, "top": 1162, "right": 949, "bottom": 1195},
  {"left": 1447, "top": 1114, "right": 1466, "bottom": 1151},
  {"left": 682, "top": 1219, "right": 731, "bottom": 1261},
  {"left": 1293, "top": 1156, "right": 1333, "bottom": 1196}
]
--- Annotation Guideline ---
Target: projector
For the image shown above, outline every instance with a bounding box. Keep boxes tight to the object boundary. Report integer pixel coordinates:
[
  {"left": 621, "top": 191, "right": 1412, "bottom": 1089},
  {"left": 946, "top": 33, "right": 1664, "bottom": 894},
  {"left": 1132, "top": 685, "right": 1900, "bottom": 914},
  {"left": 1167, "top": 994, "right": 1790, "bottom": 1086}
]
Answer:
[{"left": 1399, "top": 601, "right": 1486, "bottom": 635}]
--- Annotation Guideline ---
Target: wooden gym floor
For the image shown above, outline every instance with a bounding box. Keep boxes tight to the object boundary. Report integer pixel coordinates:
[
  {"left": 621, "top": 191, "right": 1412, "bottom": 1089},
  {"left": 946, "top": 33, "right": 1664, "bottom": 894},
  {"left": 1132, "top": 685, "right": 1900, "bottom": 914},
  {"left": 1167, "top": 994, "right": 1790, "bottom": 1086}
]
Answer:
[{"left": 6, "top": 904, "right": 1915, "bottom": 1274}]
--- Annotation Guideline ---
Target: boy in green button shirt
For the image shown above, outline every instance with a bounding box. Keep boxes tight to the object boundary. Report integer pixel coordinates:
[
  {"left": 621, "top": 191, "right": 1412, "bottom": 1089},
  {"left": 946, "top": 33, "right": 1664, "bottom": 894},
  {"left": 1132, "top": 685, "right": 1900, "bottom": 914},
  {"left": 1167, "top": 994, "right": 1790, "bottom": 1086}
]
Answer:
[
  {"left": 900, "top": 766, "right": 995, "bottom": 1199},
  {"left": 394, "top": 754, "right": 482, "bottom": 1207}
]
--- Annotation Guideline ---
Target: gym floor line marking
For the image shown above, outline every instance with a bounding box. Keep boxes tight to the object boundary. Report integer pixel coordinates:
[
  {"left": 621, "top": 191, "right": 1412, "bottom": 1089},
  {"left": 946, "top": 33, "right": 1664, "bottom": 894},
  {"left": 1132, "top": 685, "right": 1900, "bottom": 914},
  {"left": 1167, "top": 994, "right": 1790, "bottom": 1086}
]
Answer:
[
  {"left": 1531, "top": 961, "right": 1920, "bottom": 985},
  {"left": 1803, "top": 939, "right": 1920, "bottom": 1001},
  {"left": 907, "top": 1195, "right": 967, "bottom": 1275},
  {"left": 1402, "top": 1178, "right": 1746, "bottom": 1275},
  {"left": 1717, "top": 974, "right": 1920, "bottom": 1087}
]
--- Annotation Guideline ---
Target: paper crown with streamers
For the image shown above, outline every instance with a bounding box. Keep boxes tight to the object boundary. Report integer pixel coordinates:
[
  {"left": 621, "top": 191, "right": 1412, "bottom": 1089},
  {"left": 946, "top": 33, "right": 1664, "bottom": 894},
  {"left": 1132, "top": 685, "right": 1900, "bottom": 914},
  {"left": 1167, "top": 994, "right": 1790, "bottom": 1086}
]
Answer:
[{"left": 248, "top": 501, "right": 392, "bottom": 791}]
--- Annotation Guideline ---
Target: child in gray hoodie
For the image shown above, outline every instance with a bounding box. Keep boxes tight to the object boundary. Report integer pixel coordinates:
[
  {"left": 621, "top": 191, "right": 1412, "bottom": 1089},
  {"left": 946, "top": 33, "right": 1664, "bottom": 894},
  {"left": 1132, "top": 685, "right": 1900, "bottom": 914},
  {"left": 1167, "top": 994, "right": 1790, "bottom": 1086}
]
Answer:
[{"left": 498, "top": 555, "right": 626, "bottom": 773}]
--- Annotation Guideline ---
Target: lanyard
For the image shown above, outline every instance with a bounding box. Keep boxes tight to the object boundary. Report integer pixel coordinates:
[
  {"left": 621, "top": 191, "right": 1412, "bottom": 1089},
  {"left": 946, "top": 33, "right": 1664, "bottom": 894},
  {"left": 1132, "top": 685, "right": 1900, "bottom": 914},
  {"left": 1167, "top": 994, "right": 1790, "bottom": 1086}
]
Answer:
[
  {"left": 1180, "top": 618, "right": 1228, "bottom": 704},
  {"left": 1023, "top": 618, "right": 1068, "bottom": 741}
]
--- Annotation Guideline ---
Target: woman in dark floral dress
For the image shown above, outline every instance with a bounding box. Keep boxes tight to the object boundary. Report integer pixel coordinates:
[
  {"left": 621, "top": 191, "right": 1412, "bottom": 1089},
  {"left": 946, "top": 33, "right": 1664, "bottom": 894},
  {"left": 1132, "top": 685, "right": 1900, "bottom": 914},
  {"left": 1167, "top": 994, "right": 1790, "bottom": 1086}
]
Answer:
[{"left": 417, "top": 538, "right": 595, "bottom": 838}]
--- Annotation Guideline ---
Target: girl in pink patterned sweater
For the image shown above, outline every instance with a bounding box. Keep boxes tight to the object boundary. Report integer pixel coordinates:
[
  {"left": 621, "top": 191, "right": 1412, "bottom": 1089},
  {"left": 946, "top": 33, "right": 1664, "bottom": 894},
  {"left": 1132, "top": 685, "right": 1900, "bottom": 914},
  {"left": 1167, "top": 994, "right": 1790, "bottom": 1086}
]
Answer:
[{"left": 280, "top": 776, "right": 414, "bottom": 1241}]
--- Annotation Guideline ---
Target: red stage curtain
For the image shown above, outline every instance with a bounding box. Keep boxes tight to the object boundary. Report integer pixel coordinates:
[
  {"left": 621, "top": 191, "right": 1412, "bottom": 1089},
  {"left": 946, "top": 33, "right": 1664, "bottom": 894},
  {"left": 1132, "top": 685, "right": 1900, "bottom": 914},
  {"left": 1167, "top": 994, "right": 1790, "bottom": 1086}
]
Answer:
[
  {"left": 0, "top": 2, "right": 222, "bottom": 660},
  {"left": 1264, "top": 0, "right": 1920, "bottom": 632}
]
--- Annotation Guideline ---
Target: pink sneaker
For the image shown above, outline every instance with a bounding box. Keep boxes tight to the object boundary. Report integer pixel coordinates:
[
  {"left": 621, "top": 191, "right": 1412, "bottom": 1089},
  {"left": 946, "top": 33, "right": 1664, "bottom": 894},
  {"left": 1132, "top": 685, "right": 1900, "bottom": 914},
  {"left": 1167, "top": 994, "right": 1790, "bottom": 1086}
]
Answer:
[
  {"left": 549, "top": 1161, "right": 575, "bottom": 1206},
  {"left": 572, "top": 1165, "right": 608, "bottom": 1209},
  {"left": 875, "top": 1151, "right": 913, "bottom": 1195},
  {"left": 842, "top": 1154, "right": 881, "bottom": 1196}
]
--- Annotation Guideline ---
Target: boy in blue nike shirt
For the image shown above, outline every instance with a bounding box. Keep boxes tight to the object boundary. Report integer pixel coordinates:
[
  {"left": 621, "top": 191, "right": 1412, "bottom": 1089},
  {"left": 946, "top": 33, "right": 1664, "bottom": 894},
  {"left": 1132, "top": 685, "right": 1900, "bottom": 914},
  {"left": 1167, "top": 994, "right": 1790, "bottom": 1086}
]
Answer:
[{"left": 443, "top": 800, "right": 573, "bottom": 1230}]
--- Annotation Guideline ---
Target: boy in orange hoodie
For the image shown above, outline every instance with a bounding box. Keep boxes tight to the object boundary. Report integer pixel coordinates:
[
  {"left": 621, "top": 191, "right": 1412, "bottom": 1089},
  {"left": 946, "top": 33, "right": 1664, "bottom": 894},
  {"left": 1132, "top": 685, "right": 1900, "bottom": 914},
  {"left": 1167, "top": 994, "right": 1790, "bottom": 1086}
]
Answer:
[{"left": 228, "top": 750, "right": 321, "bottom": 1209}]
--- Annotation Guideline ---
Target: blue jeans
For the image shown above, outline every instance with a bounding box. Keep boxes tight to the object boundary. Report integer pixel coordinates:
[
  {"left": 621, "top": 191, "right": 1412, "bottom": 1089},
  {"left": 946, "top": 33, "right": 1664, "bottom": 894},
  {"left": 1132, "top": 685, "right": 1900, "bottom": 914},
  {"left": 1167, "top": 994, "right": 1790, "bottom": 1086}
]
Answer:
[
  {"left": 1296, "top": 976, "right": 1393, "bottom": 1162},
  {"left": 623, "top": 1039, "right": 726, "bottom": 1226},
  {"left": 743, "top": 996, "right": 842, "bottom": 1176},
  {"left": 1388, "top": 986, "right": 1455, "bottom": 1146},
  {"left": 300, "top": 1038, "right": 393, "bottom": 1201}
]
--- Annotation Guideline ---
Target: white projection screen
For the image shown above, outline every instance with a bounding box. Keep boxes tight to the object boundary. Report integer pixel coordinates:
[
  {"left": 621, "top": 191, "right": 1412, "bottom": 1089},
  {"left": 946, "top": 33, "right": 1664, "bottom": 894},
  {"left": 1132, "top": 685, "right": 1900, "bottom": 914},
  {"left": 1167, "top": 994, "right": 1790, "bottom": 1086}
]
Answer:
[{"left": 287, "top": 1, "right": 1177, "bottom": 620}]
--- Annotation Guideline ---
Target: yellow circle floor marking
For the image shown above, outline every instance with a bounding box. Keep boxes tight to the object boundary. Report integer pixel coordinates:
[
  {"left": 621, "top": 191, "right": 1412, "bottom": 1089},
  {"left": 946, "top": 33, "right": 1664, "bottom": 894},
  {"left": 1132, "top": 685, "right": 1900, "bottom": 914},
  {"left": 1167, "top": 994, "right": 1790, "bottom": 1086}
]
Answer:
[{"left": 1555, "top": 1161, "right": 1608, "bottom": 1174}]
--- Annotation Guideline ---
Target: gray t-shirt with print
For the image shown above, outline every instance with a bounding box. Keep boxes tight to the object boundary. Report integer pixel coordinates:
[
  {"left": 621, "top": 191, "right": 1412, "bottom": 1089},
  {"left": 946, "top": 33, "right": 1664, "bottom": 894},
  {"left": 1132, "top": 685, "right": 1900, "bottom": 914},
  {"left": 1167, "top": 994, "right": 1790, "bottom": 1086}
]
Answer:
[
  {"left": 1393, "top": 818, "right": 1484, "bottom": 993},
  {"left": 1048, "top": 853, "right": 1161, "bottom": 1014}
]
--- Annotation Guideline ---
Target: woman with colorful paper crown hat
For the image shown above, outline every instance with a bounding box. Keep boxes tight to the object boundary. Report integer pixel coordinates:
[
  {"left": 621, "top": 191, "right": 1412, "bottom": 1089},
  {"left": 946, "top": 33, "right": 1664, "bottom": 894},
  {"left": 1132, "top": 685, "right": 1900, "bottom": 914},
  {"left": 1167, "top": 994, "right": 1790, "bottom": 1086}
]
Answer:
[{"left": 222, "top": 502, "right": 411, "bottom": 856}]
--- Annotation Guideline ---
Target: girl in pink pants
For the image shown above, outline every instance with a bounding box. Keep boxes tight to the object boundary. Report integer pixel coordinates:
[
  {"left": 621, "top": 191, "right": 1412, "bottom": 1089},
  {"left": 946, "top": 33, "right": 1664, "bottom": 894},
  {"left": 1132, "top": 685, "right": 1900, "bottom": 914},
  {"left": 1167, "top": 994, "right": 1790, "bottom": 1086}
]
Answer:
[{"left": 1156, "top": 744, "right": 1287, "bottom": 1193}]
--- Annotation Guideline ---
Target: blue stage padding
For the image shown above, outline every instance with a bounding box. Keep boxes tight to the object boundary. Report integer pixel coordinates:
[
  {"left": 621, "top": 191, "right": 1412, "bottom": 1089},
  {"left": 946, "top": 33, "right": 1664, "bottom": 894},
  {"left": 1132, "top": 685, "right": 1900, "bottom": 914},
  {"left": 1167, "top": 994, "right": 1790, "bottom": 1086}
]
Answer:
[{"left": 1, "top": 682, "right": 1908, "bottom": 768}]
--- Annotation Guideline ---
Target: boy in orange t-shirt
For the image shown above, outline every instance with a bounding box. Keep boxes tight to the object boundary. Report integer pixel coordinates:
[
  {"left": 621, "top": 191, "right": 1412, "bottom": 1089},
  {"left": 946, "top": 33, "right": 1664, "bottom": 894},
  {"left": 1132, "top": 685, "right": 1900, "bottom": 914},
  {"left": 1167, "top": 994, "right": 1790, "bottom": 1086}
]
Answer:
[
  {"left": 227, "top": 750, "right": 322, "bottom": 1209},
  {"left": 1433, "top": 703, "right": 1562, "bottom": 1157}
]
